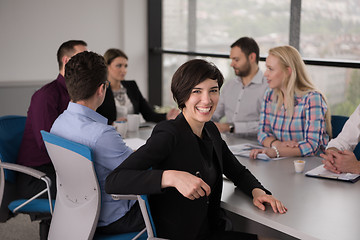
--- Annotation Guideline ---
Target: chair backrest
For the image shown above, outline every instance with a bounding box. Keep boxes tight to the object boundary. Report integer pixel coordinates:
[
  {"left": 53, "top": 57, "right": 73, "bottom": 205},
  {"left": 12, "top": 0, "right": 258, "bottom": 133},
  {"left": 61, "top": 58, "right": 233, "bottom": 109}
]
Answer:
[
  {"left": 331, "top": 115, "right": 360, "bottom": 159},
  {"left": 41, "top": 131, "right": 101, "bottom": 240},
  {"left": 0, "top": 115, "right": 26, "bottom": 221},
  {"left": 0, "top": 115, "right": 27, "bottom": 182},
  {"left": 331, "top": 115, "right": 348, "bottom": 139}
]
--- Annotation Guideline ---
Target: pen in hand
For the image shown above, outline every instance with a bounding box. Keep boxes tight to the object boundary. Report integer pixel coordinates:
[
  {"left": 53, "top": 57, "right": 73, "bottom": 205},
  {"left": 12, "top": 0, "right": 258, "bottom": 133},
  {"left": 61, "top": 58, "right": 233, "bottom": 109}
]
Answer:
[{"left": 196, "top": 171, "right": 209, "bottom": 204}]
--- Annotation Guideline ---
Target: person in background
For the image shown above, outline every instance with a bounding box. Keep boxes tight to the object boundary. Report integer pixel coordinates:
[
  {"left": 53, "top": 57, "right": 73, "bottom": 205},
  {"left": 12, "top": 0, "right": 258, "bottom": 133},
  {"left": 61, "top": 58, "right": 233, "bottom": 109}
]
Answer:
[
  {"left": 321, "top": 104, "right": 360, "bottom": 174},
  {"left": 250, "top": 46, "right": 331, "bottom": 159},
  {"left": 105, "top": 59, "right": 287, "bottom": 240},
  {"left": 16, "top": 40, "right": 87, "bottom": 199},
  {"left": 96, "top": 48, "right": 178, "bottom": 125},
  {"left": 51, "top": 51, "right": 144, "bottom": 234},
  {"left": 212, "top": 37, "right": 268, "bottom": 137}
]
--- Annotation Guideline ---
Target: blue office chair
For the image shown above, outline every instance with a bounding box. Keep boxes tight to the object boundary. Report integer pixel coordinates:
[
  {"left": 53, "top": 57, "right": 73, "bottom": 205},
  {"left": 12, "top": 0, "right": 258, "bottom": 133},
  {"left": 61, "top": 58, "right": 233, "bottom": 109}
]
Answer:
[
  {"left": 0, "top": 115, "right": 54, "bottom": 239},
  {"left": 41, "top": 131, "right": 162, "bottom": 240},
  {"left": 331, "top": 115, "right": 360, "bottom": 159}
]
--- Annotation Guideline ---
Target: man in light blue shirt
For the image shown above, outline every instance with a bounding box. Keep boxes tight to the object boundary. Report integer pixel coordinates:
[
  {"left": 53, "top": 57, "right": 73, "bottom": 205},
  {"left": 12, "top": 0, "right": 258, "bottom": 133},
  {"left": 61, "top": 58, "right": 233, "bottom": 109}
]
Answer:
[
  {"left": 51, "top": 51, "right": 144, "bottom": 234},
  {"left": 212, "top": 37, "right": 268, "bottom": 137}
]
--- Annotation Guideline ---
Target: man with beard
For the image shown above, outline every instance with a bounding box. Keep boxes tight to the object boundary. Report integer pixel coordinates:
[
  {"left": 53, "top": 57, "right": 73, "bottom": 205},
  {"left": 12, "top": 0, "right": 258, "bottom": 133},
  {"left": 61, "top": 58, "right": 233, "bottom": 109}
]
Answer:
[{"left": 212, "top": 37, "right": 268, "bottom": 137}]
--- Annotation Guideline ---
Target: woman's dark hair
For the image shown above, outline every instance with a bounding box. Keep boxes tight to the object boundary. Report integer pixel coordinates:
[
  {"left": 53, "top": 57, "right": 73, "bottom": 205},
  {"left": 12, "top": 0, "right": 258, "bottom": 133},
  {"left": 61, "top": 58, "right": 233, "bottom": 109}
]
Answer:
[
  {"left": 65, "top": 51, "right": 107, "bottom": 102},
  {"left": 171, "top": 59, "right": 224, "bottom": 109},
  {"left": 103, "top": 48, "right": 128, "bottom": 65}
]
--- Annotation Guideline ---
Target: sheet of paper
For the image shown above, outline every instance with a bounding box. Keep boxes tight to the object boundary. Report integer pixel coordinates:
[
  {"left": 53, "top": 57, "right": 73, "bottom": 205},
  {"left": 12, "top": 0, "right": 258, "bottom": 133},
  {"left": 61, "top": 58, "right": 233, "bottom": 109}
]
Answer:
[
  {"left": 306, "top": 164, "right": 360, "bottom": 181},
  {"left": 229, "top": 143, "right": 285, "bottom": 161},
  {"left": 228, "top": 143, "right": 263, "bottom": 154},
  {"left": 124, "top": 138, "right": 146, "bottom": 151}
]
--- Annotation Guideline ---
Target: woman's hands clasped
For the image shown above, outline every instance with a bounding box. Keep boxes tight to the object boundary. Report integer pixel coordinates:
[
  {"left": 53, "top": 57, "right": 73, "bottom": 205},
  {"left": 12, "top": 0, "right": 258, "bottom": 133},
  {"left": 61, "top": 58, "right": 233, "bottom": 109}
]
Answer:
[{"left": 250, "top": 140, "right": 300, "bottom": 159}]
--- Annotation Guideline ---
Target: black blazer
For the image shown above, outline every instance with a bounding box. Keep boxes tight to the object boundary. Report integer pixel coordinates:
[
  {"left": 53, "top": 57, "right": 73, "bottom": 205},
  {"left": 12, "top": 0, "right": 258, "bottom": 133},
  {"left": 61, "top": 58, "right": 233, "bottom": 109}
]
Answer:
[
  {"left": 96, "top": 80, "right": 166, "bottom": 125},
  {"left": 106, "top": 113, "right": 270, "bottom": 240}
]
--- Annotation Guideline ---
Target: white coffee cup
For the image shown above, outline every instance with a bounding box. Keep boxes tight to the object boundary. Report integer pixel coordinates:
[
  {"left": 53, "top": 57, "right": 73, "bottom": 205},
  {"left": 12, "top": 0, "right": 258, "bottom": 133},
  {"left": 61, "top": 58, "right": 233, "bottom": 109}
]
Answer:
[
  {"left": 113, "top": 121, "right": 128, "bottom": 138},
  {"left": 294, "top": 160, "right": 306, "bottom": 173},
  {"left": 127, "top": 114, "right": 140, "bottom": 132}
]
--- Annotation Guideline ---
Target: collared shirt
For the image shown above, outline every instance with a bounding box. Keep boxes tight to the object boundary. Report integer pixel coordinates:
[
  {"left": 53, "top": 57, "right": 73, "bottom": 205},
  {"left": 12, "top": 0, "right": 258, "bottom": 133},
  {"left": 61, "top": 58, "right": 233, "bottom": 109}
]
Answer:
[
  {"left": 17, "top": 74, "right": 70, "bottom": 167},
  {"left": 51, "top": 102, "right": 135, "bottom": 227},
  {"left": 212, "top": 70, "right": 268, "bottom": 136},
  {"left": 258, "top": 89, "right": 329, "bottom": 156},
  {"left": 327, "top": 104, "right": 360, "bottom": 151}
]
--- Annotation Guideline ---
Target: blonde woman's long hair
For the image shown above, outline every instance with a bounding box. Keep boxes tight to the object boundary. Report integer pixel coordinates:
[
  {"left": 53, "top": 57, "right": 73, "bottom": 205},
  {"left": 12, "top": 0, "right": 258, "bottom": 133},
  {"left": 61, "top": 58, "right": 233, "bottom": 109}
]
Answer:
[{"left": 269, "top": 45, "right": 332, "bottom": 137}]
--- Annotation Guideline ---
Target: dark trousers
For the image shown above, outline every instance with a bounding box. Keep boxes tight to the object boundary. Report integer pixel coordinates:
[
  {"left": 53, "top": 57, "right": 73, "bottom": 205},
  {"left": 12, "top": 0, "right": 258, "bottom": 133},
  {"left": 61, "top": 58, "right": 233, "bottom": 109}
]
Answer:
[
  {"left": 96, "top": 201, "right": 145, "bottom": 235},
  {"left": 16, "top": 163, "right": 57, "bottom": 199}
]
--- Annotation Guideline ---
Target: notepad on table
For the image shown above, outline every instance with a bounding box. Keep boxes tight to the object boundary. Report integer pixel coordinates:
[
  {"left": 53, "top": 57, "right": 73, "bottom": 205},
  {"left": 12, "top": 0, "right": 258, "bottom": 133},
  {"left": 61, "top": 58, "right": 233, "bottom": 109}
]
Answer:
[
  {"left": 228, "top": 143, "right": 285, "bottom": 161},
  {"left": 305, "top": 164, "right": 360, "bottom": 183}
]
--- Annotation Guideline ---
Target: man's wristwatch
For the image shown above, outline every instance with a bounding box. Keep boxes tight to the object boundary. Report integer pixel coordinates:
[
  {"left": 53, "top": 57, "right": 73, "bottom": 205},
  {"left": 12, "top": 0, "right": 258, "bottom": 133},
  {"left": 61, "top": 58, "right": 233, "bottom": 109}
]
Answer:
[{"left": 229, "top": 123, "right": 235, "bottom": 133}]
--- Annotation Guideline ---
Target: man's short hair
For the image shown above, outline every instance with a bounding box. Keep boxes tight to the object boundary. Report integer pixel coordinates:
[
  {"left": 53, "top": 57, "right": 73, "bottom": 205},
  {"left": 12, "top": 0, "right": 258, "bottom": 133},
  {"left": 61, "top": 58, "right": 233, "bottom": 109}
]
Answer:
[
  {"left": 65, "top": 51, "right": 107, "bottom": 102},
  {"left": 57, "top": 40, "right": 87, "bottom": 70},
  {"left": 231, "top": 37, "right": 260, "bottom": 64}
]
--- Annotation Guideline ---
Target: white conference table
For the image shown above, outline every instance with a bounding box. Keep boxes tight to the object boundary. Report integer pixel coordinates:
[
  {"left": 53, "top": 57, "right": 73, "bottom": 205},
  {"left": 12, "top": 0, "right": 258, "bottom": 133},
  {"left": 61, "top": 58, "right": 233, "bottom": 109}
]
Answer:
[
  {"left": 129, "top": 126, "right": 360, "bottom": 240},
  {"left": 221, "top": 134, "right": 360, "bottom": 240}
]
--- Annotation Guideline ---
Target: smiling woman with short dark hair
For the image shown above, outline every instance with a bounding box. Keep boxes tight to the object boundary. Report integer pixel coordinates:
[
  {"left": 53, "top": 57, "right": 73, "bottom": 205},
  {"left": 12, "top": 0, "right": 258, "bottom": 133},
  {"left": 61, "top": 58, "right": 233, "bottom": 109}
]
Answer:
[{"left": 106, "top": 59, "right": 287, "bottom": 240}]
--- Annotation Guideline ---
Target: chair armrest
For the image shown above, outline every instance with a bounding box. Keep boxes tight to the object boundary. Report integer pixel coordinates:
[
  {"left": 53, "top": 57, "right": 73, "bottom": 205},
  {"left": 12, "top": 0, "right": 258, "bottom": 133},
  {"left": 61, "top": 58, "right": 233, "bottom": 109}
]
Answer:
[
  {"left": 0, "top": 162, "right": 46, "bottom": 179},
  {"left": 1, "top": 162, "right": 53, "bottom": 214},
  {"left": 111, "top": 194, "right": 138, "bottom": 201},
  {"left": 111, "top": 194, "right": 169, "bottom": 239}
]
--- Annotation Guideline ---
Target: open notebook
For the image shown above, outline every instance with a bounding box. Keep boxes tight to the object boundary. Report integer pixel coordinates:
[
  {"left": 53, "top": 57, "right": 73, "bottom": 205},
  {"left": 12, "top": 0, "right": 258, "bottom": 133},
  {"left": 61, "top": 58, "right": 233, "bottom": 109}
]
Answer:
[
  {"left": 305, "top": 164, "right": 360, "bottom": 183},
  {"left": 228, "top": 143, "right": 285, "bottom": 161}
]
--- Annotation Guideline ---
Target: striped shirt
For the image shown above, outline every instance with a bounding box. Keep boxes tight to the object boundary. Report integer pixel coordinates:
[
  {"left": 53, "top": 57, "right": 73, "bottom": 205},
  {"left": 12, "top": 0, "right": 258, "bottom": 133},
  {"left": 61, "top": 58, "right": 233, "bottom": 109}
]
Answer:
[{"left": 258, "top": 88, "right": 329, "bottom": 156}]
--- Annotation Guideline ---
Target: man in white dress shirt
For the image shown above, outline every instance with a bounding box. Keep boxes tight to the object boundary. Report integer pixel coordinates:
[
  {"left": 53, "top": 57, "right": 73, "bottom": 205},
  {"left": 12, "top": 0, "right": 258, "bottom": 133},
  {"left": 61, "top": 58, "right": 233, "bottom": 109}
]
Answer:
[
  {"left": 212, "top": 37, "right": 268, "bottom": 137},
  {"left": 321, "top": 104, "right": 360, "bottom": 174}
]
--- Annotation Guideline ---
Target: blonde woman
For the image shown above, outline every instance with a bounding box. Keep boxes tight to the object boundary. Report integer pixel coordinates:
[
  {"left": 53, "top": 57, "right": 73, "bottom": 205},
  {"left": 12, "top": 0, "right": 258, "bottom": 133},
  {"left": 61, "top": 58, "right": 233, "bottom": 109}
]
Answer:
[{"left": 250, "top": 46, "right": 331, "bottom": 159}]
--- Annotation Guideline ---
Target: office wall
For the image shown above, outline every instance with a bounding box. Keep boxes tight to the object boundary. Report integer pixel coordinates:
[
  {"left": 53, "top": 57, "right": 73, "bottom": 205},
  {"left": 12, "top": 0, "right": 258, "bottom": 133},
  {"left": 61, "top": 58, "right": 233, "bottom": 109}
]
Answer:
[{"left": 0, "top": 0, "right": 147, "bottom": 116}]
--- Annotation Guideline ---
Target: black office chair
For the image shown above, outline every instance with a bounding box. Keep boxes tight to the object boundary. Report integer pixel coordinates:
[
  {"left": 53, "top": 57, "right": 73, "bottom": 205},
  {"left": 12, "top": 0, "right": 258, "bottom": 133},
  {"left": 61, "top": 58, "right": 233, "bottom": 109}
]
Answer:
[{"left": 331, "top": 115, "right": 360, "bottom": 159}]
